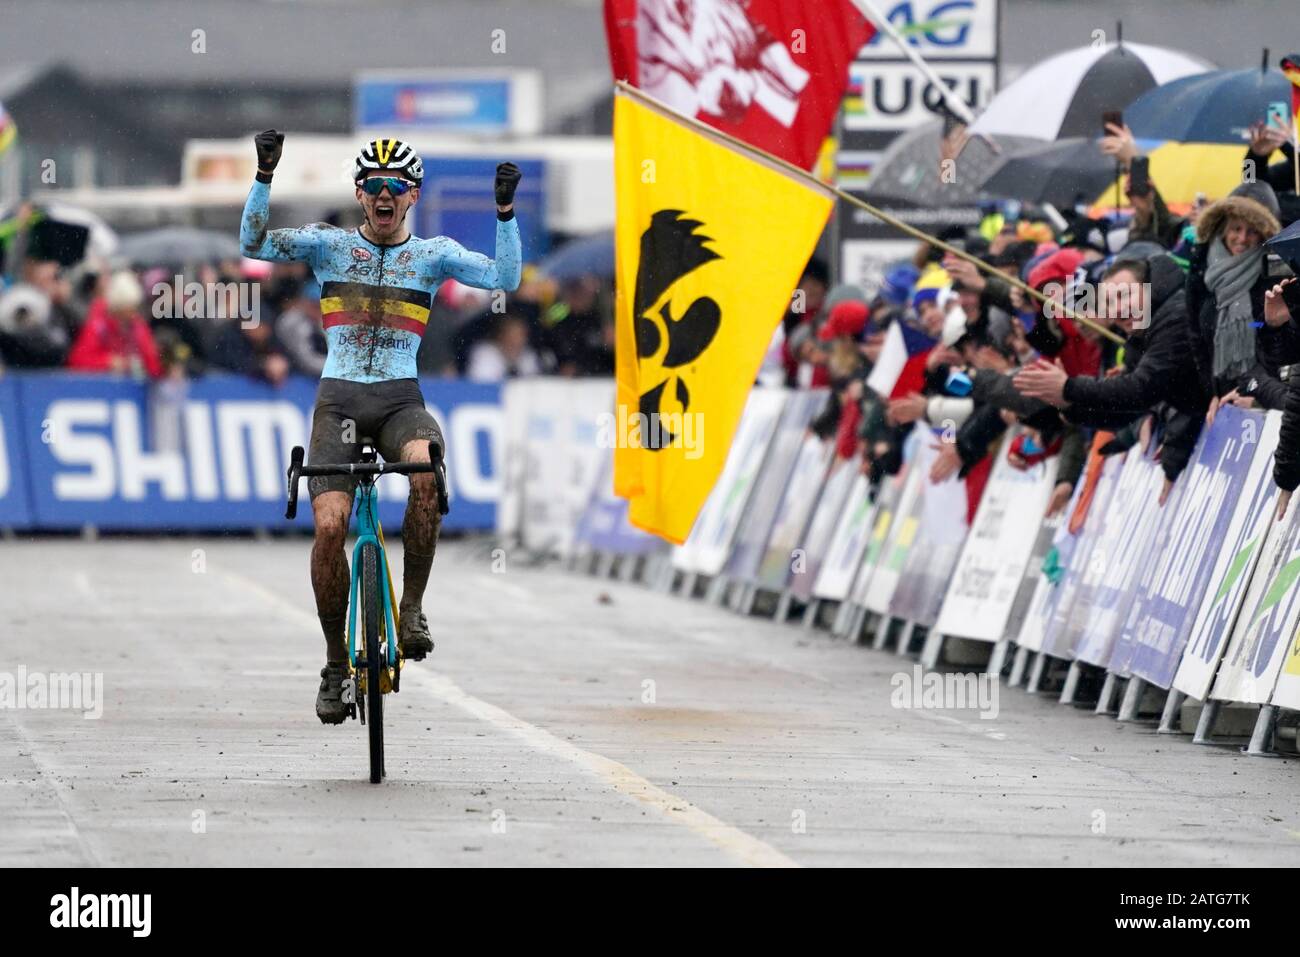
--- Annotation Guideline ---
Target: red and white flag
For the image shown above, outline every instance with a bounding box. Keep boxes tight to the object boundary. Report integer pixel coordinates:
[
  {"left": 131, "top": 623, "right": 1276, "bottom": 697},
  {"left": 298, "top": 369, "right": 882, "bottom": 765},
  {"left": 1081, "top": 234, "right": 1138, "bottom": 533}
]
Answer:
[{"left": 604, "top": 0, "right": 875, "bottom": 171}]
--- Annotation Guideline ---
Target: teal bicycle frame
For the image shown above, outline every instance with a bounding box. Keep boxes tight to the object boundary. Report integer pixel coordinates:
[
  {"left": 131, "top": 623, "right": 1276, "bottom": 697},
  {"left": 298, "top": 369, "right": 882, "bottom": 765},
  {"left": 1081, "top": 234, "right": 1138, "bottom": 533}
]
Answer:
[
  {"left": 284, "top": 439, "right": 449, "bottom": 676},
  {"left": 285, "top": 439, "right": 449, "bottom": 783},
  {"left": 346, "top": 480, "right": 399, "bottom": 671}
]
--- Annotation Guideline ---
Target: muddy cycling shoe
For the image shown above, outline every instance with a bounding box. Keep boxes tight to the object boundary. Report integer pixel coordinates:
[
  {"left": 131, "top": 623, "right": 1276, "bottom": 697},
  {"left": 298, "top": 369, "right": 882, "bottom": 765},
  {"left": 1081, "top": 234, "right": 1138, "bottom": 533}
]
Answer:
[
  {"left": 398, "top": 610, "right": 434, "bottom": 661},
  {"left": 315, "top": 662, "right": 351, "bottom": 725}
]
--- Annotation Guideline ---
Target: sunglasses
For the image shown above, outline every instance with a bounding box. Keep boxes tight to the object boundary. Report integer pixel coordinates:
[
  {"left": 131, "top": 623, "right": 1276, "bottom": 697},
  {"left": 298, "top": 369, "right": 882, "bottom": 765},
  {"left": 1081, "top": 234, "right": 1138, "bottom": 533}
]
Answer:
[{"left": 359, "top": 176, "right": 417, "bottom": 196}]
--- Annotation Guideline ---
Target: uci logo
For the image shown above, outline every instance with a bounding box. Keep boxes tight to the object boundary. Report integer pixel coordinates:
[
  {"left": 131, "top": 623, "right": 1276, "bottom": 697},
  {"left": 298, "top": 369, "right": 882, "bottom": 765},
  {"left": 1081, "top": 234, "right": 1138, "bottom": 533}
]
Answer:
[
  {"left": 632, "top": 209, "right": 722, "bottom": 451},
  {"left": 867, "top": 0, "right": 975, "bottom": 48}
]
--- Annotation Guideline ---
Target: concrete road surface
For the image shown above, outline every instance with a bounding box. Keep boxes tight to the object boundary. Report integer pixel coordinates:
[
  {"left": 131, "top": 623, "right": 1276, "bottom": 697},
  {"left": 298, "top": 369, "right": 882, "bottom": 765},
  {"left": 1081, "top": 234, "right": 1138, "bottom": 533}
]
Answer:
[{"left": 2, "top": 538, "right": 1298, "bottom": 867}]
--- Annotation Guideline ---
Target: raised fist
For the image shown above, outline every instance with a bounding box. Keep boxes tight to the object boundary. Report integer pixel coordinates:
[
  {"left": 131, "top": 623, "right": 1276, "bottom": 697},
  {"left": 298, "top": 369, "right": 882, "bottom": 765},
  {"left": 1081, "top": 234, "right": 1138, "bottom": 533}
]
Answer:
[
  {"left": 255, "top": 130, "right": 285, "bottom": 173},
  {"left": 495, "top": 162, "right": 522, "bottom": 207}
]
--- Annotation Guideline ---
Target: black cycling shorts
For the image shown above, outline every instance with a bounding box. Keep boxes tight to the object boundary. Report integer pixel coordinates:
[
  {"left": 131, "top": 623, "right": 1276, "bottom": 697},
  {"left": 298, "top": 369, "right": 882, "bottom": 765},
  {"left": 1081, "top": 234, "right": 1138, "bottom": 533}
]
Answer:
[{"left": 307, "top": 377, "right": 444, "bottom": 499}]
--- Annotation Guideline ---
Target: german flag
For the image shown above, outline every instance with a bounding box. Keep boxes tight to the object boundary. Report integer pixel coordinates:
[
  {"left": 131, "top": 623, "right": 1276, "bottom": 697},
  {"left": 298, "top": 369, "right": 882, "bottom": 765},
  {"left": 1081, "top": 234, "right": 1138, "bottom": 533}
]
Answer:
[
  {"left": 319, "top": 281, "right": 432, "bottom": 336},
  {"left": 1283, "top": 53, "right": 1300, "bottom": 130}
]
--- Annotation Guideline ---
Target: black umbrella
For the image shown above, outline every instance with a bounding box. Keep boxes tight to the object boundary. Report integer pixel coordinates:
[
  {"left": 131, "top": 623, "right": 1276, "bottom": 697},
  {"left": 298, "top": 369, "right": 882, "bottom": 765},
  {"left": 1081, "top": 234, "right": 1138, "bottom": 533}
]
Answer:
[
  {"left": 980, "top": 138, "right": 1117, "bottom": 209},
  {"left": 1266, "top": 219, "right": 1300, "bottom": 273},
  {"left": 0, "top": 207, "right": 92, "bottom": 269},
  {"left": 862, "top": 119, "right": 1038, "bottom": 207}
]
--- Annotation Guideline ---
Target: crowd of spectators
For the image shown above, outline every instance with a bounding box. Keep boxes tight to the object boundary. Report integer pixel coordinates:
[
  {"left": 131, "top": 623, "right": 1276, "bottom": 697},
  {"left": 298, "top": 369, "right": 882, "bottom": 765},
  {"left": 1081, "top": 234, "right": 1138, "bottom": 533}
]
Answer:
[
  {"left": 771, "top": 116, "right": 1300, "bottom": 522},
  {"left": 0, "top": 205, "right": 614, "bottom": 385},
  {"left": 10, "top": 112, "right": 1300, "bottom": 518}
]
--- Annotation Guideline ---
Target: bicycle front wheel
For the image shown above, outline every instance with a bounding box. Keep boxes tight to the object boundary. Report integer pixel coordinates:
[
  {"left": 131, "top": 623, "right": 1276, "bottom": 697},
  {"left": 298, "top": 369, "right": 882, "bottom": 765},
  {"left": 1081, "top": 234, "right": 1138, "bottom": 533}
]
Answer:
[{"left": 360, "top": 541, "right": 384, "bottom": 783}]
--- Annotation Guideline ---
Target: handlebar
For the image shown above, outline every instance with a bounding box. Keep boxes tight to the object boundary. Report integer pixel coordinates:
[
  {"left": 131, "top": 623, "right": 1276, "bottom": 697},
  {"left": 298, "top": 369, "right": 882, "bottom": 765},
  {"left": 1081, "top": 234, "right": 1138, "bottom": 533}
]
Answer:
[{"left": 285, "top": 442, "right": 450, "bottom": 520}]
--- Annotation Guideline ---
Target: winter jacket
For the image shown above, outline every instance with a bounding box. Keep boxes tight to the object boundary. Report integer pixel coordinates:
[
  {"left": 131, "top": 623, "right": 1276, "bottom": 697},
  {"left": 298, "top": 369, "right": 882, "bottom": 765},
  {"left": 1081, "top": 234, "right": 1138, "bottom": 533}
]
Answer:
[
  {"left": 1055, "top": 425, "right": 1088, "bottom": 490},
  {"left": 1060, "top": 253, "right": 1207, "bottom": 480},
  {"left": 955, "top": 401, "right": 1007, "bottom": 476},
  {"left": 1243, "top": 368, "right": 1288, "bottom": 411},
  {"left": 1245, "top": 140, "right": 1300, "bottom": 197},
  {"left": 209, "top": 320, "right": 289, "bottom": 382},
  {"left": 1275, "top": 369, "right": 1300, "bottom": 491},
  {"left": 1127, "top": 186, "right": 1187, "bottom": 251},
  {"left": 1185, "top": 195, "right": 1291, "bottom": 400},
  {"left": 66, "top": 299, "right": 163, "bottom": 378}
]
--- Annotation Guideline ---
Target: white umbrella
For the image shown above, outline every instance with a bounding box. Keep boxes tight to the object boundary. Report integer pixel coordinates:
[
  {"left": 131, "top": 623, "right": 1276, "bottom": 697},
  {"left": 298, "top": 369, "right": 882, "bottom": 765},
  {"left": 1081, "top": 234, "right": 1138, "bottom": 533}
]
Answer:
[{"left": 970, "top": 42, "right": 1210, "bottom": 141}]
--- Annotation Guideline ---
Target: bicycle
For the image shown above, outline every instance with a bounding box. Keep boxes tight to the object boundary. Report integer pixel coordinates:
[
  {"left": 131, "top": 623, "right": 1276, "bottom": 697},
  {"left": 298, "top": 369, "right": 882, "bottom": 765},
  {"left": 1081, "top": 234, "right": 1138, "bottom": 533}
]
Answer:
[{"left": 285, "top": 439, "right": 449, "bottom": 783}]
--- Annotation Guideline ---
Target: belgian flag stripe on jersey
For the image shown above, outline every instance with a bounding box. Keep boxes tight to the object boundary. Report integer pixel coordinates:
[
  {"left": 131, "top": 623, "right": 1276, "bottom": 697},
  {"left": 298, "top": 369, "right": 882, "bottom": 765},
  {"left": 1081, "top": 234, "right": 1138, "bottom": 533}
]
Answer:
[
  {"left": 319, "top": 281, "right": 432, "bottom": 335},
  {"left": 320, "top": 281, "right": 431, "bottom": 309},
  {"left": 319, "top": 297, "right": 430, "bottom": 322},
  {"left": 321, "top": 311, "right": 427, "bottom": 336}
]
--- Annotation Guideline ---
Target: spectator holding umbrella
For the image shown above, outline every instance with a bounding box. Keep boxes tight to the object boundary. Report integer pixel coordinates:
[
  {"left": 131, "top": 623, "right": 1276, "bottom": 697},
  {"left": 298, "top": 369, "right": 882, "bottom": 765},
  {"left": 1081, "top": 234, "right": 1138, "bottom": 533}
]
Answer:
[
  {"left": 1100, "top": 121, "right": 1189, "bottom": 251},
  {"left": 66, "top": 270, "right": 162, "bottom": 379}
]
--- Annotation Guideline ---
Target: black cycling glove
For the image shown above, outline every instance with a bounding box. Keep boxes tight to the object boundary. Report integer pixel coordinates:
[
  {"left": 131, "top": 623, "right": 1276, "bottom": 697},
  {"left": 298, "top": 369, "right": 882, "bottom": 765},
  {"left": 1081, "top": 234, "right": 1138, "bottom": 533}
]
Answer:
[
  {"left": 255, "top": 130, "right": 285, "bottom": 183},
  {"left": 495, "top": 162, "right": 522, "bottom": 217}
]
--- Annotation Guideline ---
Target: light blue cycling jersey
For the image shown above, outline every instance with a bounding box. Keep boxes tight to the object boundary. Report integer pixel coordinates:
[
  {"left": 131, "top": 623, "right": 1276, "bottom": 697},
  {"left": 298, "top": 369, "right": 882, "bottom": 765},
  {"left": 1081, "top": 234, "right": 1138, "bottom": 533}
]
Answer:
[{"left": 239, "top": 180, "right": 521, "bottom": 383}]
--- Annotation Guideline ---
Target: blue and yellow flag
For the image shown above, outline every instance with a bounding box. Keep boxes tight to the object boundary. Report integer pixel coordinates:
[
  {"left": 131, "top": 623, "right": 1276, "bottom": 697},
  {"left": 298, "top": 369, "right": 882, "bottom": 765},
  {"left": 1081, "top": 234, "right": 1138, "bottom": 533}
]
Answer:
[{"left": 612, "top": 86, "right": 833, "bottom": 543}]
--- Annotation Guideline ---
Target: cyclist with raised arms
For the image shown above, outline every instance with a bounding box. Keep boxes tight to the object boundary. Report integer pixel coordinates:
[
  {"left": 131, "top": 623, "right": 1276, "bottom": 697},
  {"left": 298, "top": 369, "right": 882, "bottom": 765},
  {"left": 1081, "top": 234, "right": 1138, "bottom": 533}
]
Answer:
[{"left": 240, "top": 130, "right": 522, "bottom": 723}]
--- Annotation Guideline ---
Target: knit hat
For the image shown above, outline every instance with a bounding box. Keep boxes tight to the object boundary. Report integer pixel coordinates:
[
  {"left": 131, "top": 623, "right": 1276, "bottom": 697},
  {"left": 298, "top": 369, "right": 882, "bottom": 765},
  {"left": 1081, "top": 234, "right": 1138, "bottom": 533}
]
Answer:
[
  {"left": 912, "top": 286, "right": 941, "bottom": 311},
  {"left": 0, "top": 284, "right": 52, "bottom": 333},
  {"left": 881, "top": 264, "right": 920, "bottom": 306},
  {"left": 818, "top": 300, "right": 871, "bottom": 340},
  {"left": 823, "top": 283, "right": 868, "bottom": 311},
  {"left": 1027, "top": 248, "right": 1086, "bottom": 292},
  {"left": 787, "top": 319, "right": 818, "bottom": 355},
  {"left": 106, "top": 271, "right": 144, "bottom": 312},
  {"left": 1197, "top": 183, "right": 1283, "bottom": 244},
  {"left": 1230, "top": 181, "right": 1281, "bottom": 219}
]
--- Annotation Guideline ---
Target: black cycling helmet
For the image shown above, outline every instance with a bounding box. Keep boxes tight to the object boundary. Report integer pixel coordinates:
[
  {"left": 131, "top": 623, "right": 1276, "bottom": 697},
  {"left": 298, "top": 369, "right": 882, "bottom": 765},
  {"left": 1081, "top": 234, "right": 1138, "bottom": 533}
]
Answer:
[{"left": 353, "top": 138, "right": 424, "bottom": 185}]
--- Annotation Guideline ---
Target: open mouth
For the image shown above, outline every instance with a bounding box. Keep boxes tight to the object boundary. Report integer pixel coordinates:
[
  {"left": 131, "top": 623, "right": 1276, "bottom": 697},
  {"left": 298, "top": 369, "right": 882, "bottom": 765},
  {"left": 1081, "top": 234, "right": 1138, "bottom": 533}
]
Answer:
[{"left": 374, "top": 204, "right": 396, "bottom": 227}]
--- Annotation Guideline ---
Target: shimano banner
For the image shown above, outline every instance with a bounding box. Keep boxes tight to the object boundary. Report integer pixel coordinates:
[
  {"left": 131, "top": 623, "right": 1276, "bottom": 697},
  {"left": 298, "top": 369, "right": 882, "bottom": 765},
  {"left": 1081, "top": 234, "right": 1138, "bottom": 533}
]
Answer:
[
  {"left": 12, "top": 373, "right": 501, "bottom": 532},
  {"left": 0, "top": 377, "right": 33, "bottom": 528}
]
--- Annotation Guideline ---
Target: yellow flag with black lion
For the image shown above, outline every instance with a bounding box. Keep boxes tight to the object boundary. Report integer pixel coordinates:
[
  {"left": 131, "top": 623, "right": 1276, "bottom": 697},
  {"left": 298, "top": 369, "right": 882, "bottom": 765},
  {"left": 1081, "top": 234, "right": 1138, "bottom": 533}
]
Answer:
[{"left": 612, "top": 86, "right": 833, "bottom": 544}]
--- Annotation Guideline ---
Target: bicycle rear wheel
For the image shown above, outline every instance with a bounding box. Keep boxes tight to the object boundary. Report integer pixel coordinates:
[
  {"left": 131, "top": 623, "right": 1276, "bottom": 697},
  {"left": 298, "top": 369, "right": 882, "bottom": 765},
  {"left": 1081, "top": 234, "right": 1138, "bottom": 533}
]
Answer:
[{"left": 360, "top": 541, "right": 384, "bottom": 783}]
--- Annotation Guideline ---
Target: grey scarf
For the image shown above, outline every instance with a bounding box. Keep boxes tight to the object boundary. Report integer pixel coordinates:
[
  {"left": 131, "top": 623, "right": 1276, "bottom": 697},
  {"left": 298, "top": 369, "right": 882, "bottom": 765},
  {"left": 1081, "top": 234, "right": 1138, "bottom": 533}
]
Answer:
[{"left": 1205, "top": 237, "right": 1263, "bottom": 385}]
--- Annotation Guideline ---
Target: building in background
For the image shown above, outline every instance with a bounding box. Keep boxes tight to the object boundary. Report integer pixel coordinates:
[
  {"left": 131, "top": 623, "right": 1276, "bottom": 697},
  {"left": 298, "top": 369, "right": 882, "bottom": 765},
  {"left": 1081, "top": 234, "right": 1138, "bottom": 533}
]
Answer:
[{"left": 0, "top": 0, "right": 613, "bottom": 203}]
